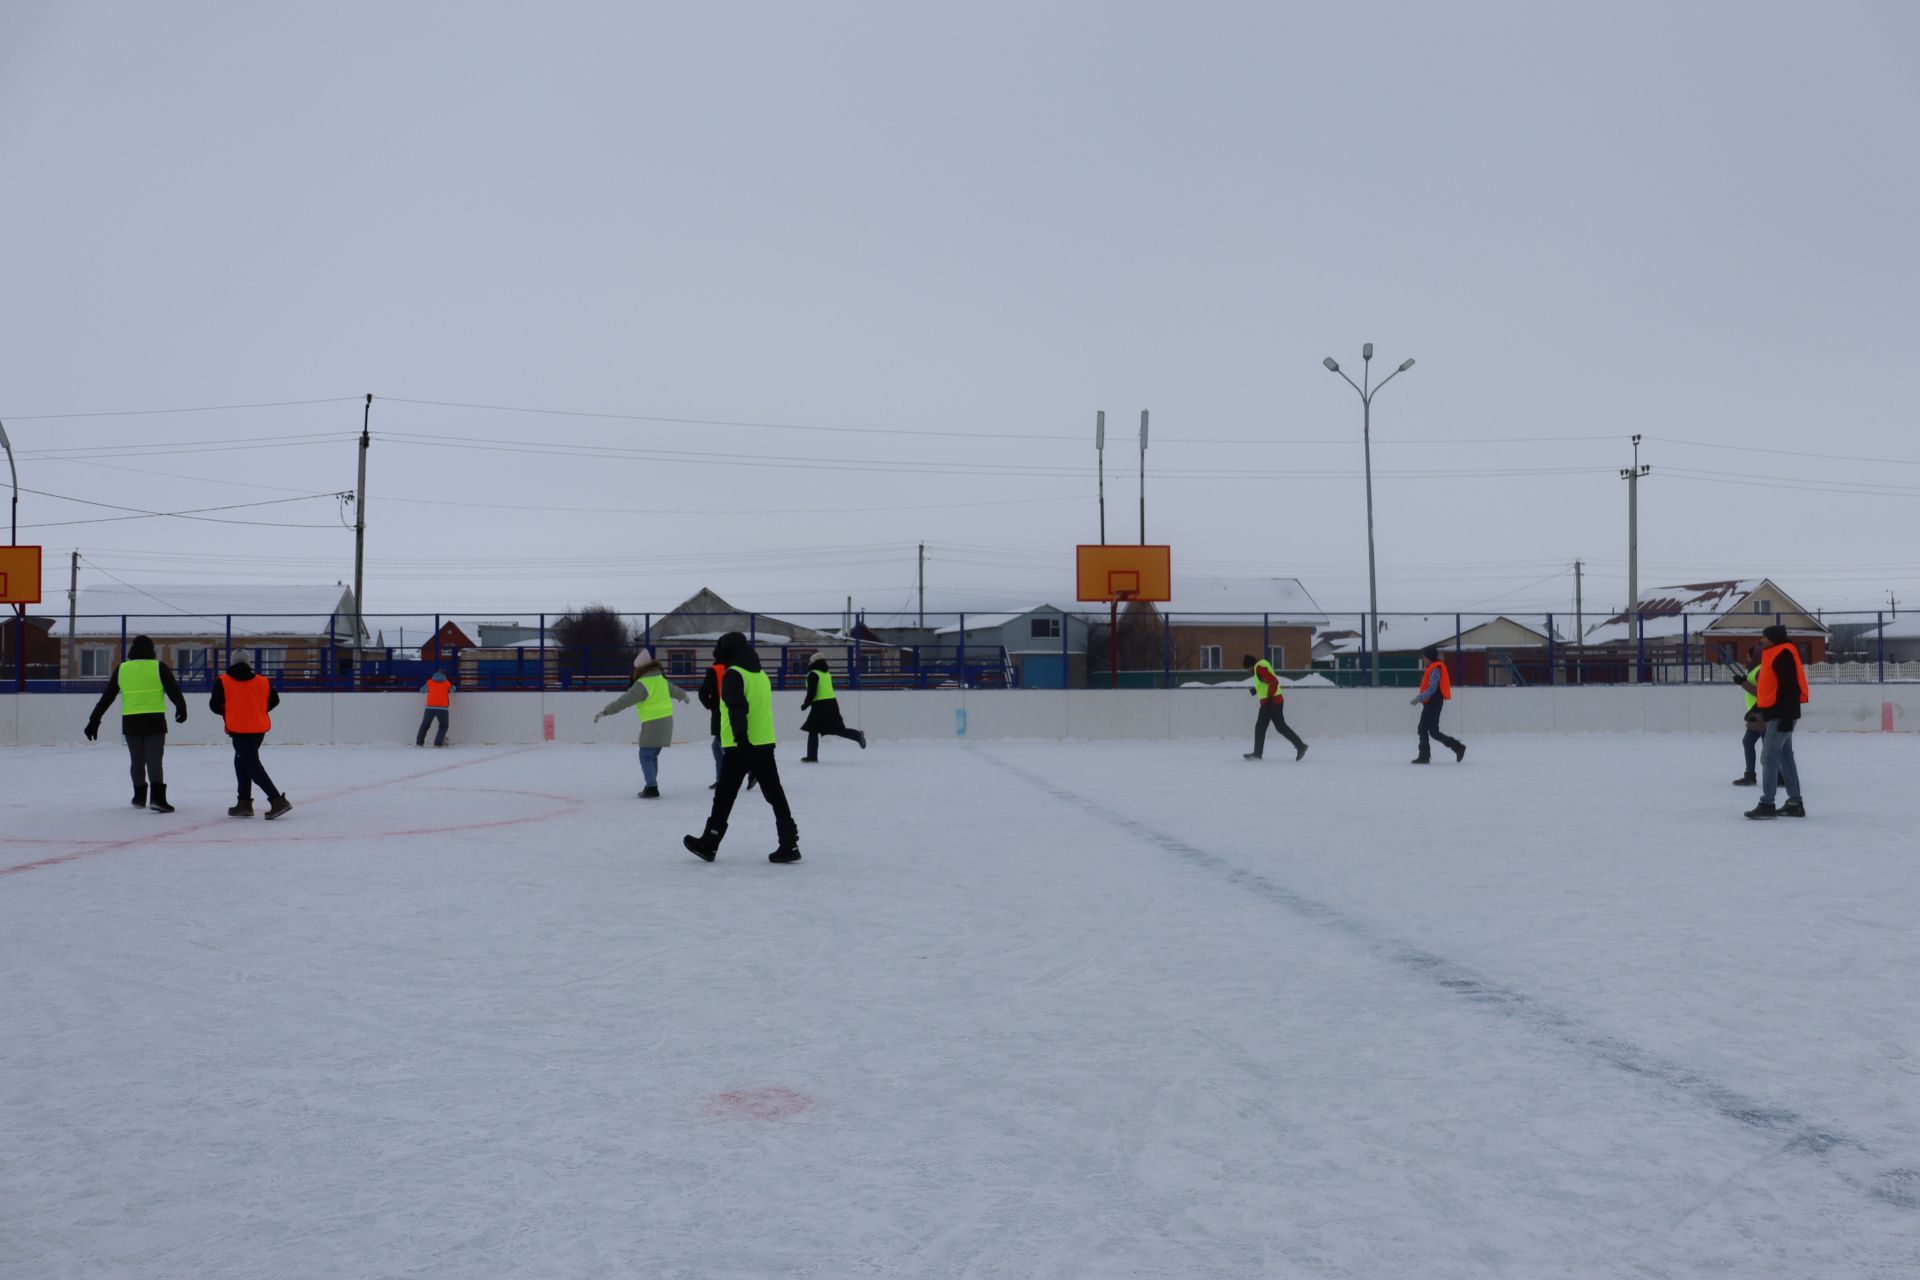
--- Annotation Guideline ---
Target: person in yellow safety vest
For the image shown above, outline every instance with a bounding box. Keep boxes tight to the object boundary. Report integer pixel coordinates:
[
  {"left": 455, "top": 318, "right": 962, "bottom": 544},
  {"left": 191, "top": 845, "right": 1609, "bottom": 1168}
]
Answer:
[
  {"left": 83, "top": 634, "right": 190, "bottom": 812},
  {"left": 1730, "top": 644, "right": 1771, "bottom": 787},
  {"left": 683, "top": 632, "right": 801, "bottom": 864},
  {"left": 1409, "top": 645, "right": 1466, "bottom": 764},
  {"left": 1745, "top": 624, "right": 1808, "bottom": 820},
  {"left": 798, "top": 655, "right": 868, "bottom": 762},
  {"left": 416, "top": 670, "right": 455, "bottom": 747},
  {"left": 1240, "top": 653, "right": 1307, "bottom": 761},
  {"left": 594, "top": 648, "right": 691, "bottom": 798}
]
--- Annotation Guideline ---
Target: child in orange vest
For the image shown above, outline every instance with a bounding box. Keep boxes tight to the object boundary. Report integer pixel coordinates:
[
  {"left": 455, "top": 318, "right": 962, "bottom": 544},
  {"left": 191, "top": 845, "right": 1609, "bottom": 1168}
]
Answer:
[{"left": 210, "top": 659, "right": 291, "bottom": 819}]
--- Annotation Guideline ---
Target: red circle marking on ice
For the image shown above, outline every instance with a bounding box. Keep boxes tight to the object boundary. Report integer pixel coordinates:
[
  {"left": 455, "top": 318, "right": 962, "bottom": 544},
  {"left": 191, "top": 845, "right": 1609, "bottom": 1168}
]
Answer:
[{"left": 703, "top": 1087, "right": 813, "bottom": 1121}]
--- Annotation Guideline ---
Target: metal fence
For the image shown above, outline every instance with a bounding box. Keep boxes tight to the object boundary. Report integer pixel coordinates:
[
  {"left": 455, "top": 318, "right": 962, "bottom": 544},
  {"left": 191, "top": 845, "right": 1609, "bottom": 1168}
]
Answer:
[{"left": 8, "top": 607, "right": 1916, "bottom": 691}]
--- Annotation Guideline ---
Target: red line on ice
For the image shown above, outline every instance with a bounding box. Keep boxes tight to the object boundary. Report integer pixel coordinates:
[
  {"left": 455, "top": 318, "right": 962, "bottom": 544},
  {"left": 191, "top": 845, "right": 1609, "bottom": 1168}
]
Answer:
[{"left": 0, "top": 745, "right": 544, "bottom": 878}]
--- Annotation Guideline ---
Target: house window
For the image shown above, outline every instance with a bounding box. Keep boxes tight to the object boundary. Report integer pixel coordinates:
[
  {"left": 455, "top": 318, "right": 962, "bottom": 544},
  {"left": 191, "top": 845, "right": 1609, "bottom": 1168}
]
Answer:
[
  {"left": 790, "top": 650, "right": 814, "bottom": 672},
  {"left": 1753, "top": 599, "right": 1773, "bottom": 614},
  {"left": 175, "top": 646, "right": 211, "bottom": 673},
  {"left": 79, "top": 647, "right": 113, "bottom": 677},
  {"left": 1266, "top": 645, "right": 1286, "bottom": 668},
  {"left": 668, "top": 649, "right": 695, "bottom": 676},
  {"left": 861, "top": 649, "right": 884, "bottom": 673},
  {"left": 1030, "top": 615, "right": 1061, "bottom": 639},
  {"left": 254, "top": 647, "right": 288, "bottom": 673},
  {"left": 1200, "top": 645, "right": 1222, "bottom": 671}
]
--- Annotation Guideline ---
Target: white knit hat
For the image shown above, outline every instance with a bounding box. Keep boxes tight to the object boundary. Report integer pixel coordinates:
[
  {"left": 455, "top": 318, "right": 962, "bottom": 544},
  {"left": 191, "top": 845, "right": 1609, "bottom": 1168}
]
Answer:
[{"left": 632, "top": 648, "right": 655, "bottom": 669}]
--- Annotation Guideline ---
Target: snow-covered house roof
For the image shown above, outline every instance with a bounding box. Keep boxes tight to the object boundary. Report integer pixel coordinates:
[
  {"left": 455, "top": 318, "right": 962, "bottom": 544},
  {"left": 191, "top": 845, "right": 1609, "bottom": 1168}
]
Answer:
[
  {"left": 1581, "top": 579, "right": 1827, "bottom": 646},
  {"left": 1377, "top": 614, "right": 1567, "bottom": 654},
  {"left": 1153, "top": 577, "right": 1328, "bottom": 627},
  {"left": 649, "top": 588, "right": 838, "bottom": 646},
  {"left": 52, "top": 584, "right": 361, "bottom": 640},
  {"left": 932, "top": 606, "right": 1076, "bottom": 637}
]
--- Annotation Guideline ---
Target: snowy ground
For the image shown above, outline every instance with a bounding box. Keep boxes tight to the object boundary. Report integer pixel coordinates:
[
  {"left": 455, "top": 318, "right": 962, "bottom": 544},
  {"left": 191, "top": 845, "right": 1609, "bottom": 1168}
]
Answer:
[{"left": 3, "top": 732, "right": 1917, "bottom": 1280}]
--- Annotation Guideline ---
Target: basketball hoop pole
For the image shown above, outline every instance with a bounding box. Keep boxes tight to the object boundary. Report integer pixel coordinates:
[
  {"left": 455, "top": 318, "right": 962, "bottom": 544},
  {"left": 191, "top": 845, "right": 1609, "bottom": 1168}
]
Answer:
[{"left": 1109, "top": 596, "right": 1121, "bottom": 689}]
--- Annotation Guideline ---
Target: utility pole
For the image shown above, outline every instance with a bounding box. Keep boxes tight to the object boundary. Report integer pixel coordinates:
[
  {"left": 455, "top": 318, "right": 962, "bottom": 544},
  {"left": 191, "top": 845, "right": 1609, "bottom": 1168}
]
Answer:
[
  {"left": 1620, "top": 434, "right": 1650, "bottom": 683},
  {"left": 1138, "top": 409, "right": 1149, "bottom": 545},
  {"left": 68, "top": 550, "right": 79, "bottom": 680},
  {"left": 352, "top": 395, "right": 370, "bottom": 680},
  {"left": 1095, "top": 410, "right": 1106, "bottom": 544},
  {"left": 917, "top": 543, "right": 925, "bottom": 629},
  {"left": 1573, "top": 557, "right": 1583, "bottom": 685}
]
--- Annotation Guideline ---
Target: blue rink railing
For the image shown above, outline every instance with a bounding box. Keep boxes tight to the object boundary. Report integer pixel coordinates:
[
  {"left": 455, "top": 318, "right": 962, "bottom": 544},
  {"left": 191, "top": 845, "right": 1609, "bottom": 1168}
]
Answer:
[{"left": 6, "top": 608, "right": 1916, "bottom": 691}]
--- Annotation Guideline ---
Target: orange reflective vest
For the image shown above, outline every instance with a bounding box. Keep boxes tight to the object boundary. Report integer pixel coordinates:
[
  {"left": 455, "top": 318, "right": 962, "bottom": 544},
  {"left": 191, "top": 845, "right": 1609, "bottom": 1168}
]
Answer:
[
  {"left": 1422, "top": 660, "right": 1452, "bottom": 701},
  {"left": 425, "top": 678, "right": 452, "bottom": 708},
  {"left": 220, "top": 674, "right": 273, "bottom": 734},
  {"left": 1754, "top": 642, "right": 1808, "bottom": 711}
]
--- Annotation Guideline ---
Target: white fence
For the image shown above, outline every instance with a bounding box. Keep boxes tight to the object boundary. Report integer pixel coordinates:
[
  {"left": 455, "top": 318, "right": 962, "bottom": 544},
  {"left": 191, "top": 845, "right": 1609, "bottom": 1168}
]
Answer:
[
  {"left": 5, "top": 683, "right": 1915, "bottom": 746},
  {"left": 1807, "top": 661, "right": 1920, "bottom": 683}
]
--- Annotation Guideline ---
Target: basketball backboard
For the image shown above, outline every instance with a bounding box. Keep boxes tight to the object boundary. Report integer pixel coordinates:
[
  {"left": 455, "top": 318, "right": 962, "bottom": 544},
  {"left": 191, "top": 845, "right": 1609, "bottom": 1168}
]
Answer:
[
  {"left": 1076, "top": 544, "right": 1171, "bottom": 602},
  {"left": 0, "top": 546, "right": 42, "bottom": 605}
]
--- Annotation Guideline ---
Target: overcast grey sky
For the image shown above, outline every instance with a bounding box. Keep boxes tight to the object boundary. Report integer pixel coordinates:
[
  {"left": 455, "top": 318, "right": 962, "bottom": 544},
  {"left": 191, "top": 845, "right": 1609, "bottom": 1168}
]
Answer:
[{"left": 4, "top": 0, "right": 1918, "bottom": 628}]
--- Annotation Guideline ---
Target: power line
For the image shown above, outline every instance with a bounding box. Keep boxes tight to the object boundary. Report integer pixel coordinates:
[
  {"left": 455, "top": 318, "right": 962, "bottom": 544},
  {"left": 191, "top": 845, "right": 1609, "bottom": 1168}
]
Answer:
[
  {"left": 17, "top": 485, "right": 347, "bottom": 529},
  {"left": 5, "top": 398, "right": 359, "bottom": 421}
]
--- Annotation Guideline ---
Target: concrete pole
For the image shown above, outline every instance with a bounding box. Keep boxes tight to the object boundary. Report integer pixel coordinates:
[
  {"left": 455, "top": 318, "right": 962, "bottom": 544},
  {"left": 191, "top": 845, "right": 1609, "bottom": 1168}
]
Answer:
[
  {"left": 1573, "top": 558, "right": 1583, "bottom": 685},
  {"left": 68, "top": 550, "right": 78, "bottom": 680},
  {"left": 1138, "top": 409, "right": 1149, "bottom": 546},
  {"left": 917, "top": 543, "right": 925, "bottom": 630},
  {"left": 1620, "top": 435, "right": 1649, "bottom": 684},
  {"left": 1095, "top": 411, "right": 1106, "bottom": 544},
  {"left": 353, "top": 395, "right": 370, "bottom": 679}
]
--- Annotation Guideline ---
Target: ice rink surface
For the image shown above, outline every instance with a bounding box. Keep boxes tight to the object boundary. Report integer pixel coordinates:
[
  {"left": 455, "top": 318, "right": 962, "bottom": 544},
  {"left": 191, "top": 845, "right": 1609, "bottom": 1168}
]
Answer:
[{"left": 3, "top": 730, "right": 1917, "bottom": 1279}]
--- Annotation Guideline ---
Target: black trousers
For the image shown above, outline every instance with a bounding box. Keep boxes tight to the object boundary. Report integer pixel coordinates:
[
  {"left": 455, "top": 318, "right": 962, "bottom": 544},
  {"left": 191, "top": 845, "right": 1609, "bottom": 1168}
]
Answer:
[
  {"left": 230, "top": 733, "right": 282, "bottom": 803},
  {"left": 417, "top": 708, "right": 449, "bottom": 746},
  {"left": 1416, "top": 700, "right": 1464, "bottom": 758},
  {"left": 126, "top": 734, "right": 166, "bottom": 790},
  {"left": 804, "top": 726, "right": 862, "bottom": 759},
  {"left": 1252, "top": 702, "right": 1304, "bottom": 756},
  {"left": 705, "top": 745, "right": 795, "bottom": 848}
]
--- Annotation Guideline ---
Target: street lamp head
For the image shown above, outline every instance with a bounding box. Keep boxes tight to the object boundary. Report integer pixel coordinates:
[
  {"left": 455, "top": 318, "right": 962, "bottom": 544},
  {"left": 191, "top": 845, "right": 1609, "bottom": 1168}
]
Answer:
[
  {"left": 1322, "top": 357, "right": 1340, "bottom": 372},
  {"left": 1397, "top": 358, "right": 1415, "bottom": 372},
  {"left": 1362, "top": 343, "right": 1374, "bottom": 361}
]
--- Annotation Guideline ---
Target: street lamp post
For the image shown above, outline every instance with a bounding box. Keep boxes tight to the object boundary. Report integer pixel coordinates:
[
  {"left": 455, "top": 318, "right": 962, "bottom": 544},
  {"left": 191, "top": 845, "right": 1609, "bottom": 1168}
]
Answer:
[{"left": 1322, "top": 345, "right": 1415, "bottom": 688}]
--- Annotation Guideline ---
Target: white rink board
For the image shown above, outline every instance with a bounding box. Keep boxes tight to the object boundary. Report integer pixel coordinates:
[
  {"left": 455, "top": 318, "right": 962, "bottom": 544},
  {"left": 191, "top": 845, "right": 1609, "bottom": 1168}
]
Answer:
[
  {"left": 6, "top": 682, "right": 1918, "bottom": 745},
  {"left": 2, "top": 734, "right": 1915, "bottom": 1279}
]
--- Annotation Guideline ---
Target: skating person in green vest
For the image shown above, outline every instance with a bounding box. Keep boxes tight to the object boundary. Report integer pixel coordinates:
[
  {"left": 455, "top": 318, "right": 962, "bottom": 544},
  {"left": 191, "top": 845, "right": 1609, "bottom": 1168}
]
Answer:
[
  {"left": 84, "top": 634, "right": 190, "bottom": 812},
  {"left": 798, "top": 655, "right": 867, "bottom": 762},
  {"left": 1241, "top": 653, "right": 1306, "bottom": 761},
  {"left": 595, "top": 648, "right": 691, "bottom": 798},
  {"left": 684, "top": 632, "right": 801, "bottom": 864}
]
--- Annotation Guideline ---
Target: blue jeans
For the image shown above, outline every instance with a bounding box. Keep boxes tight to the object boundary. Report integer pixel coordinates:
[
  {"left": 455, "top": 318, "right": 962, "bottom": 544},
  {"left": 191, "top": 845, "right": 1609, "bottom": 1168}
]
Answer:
[
  {"left": 710, "top": 736, "right": 724, "bottom": 781},
  {"left": 639, "top": 745, "right": 662, "bottom": 789},
  {"left": 1760, "top": 721, "right": 1800, "bottom": 805}
]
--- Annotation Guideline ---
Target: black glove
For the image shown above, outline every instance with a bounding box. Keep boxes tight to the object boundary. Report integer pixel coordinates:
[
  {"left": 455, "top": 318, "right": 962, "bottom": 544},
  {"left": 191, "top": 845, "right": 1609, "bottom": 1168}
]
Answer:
[
  {"left": 175, "top": 708, "right": 188, "bottom": 724},
  {"left": 84, "top": 722, "right": 100, "bottom": 741}
]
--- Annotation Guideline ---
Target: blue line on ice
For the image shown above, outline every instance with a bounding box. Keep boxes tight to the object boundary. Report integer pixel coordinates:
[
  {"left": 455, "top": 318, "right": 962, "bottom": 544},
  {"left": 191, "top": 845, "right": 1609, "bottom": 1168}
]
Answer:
[{"left": 982, "top": 748, "right": 1919, "bottom": 1212}]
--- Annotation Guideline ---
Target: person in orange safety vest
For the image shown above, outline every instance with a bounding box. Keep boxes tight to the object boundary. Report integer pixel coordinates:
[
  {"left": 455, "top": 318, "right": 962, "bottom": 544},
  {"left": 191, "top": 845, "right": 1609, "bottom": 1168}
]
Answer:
[
  {"left": 1409, "top": 645, "right": 1466, "bottom": 764},
  {"left": 417, "top": 669, "right": 454, "bottom": 747},
  {"left": 1744, "top": 624, "right": 1807, "bottom": 819},
  {"left": 210, "top": 659, "right": 291, "bottom": 819}
]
